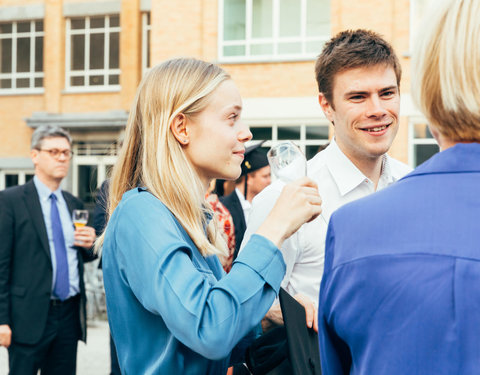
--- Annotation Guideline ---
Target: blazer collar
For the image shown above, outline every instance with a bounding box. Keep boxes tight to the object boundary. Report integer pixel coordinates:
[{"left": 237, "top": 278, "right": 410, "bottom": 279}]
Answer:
[{"left": 405, "top": 142, "right": 480, "bottom": 179}]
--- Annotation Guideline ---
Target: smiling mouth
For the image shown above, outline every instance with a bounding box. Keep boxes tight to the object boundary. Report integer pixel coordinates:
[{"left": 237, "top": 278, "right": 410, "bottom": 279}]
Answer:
[{"left": 360, "top": 124, "right": 391, "bottom": 133}]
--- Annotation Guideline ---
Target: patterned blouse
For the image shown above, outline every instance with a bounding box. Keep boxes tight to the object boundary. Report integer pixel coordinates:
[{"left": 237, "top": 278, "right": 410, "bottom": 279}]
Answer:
[{"left": 206, "top": 193, "right": 236, "bottom": 273}]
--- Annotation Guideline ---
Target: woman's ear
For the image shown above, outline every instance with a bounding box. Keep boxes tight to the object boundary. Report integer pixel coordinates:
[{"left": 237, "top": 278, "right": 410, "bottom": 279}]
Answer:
[{"left": 170, "top": 113, "right": 190, "bottom": 145}]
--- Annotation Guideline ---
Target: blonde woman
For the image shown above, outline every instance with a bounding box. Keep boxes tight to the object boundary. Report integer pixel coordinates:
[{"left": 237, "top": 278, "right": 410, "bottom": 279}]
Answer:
[{"left": 99, "top": 58, "right": 322, "bottom": 374}]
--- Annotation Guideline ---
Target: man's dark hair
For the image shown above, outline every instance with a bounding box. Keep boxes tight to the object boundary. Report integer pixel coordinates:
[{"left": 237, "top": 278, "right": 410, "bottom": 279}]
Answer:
[{"left": 315, "top": 29, "right": 402, "bottom": 107}]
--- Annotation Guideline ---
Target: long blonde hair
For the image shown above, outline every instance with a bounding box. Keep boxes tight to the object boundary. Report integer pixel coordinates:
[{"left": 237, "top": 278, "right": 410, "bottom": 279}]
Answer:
[
  {"left": 96, "top": 58, "right": 230, "bottom": 257},
  {"left": 412, "top": 0, "right": 480, "bottom": 142}
]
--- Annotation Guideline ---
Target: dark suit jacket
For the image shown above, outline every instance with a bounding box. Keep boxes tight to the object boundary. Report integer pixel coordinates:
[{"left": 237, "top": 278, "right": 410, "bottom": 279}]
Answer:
[
  {"left": 0, "top": 179, "right": 96, "bottom": 345},
  {"left": 220, "top": 191, "right": 246, "bottom": 259}
]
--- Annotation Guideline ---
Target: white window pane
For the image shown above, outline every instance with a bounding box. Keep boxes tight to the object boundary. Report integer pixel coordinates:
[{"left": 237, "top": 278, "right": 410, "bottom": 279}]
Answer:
[
  {"left": 90, "top": 33, "right": 105, "bottom": 69},
  {"left": 306, "top": 40, "right": 324, "bottom": 54},
  {"left": 71, "top": 34, "right": 85, "bottom": 70},
  {"left": 90, "top": 17, "right": 105, "bottom": 29},
  {"left": 16, "top": 78, "right": 29, "bottom": 88},
  {"left": 251, "top": 43, "right": 273, "bottom": 55},
  {"left": 17, "top": 37, "right": 31, "bottom": 72},
  {"left": 0, "top": 79, "right": 12, "bottom": 88},
  {"left": 307, "top": 0, "right": 330, "bottom": 37},
  {"left": 110, "top": 15, "right": 120, "bottom": 27},
  {"left": 278, "top": 126, "right": 301, "bottom": 140},
  {"left": 35, "top": 36, "right": 43, "bottom": 72},
  {"left": 223, "top": 45, "right": 246, "bottom": 56},
  {"left": 306, "top": 125, "right": 329, "bottom": 139},
  {"left": 252, "top": 0, "right": 273, "bottom": 38},
  {"left": 89, "top": 75, "right": 104, "bottom": 86},
  {"left": 224, "top": 0, "right": 246, "bottom": 40},
  {"left": 71, "top": 18, "right": 85, "bottom": 30},
  {"left": 109, "top": 32, "right": 119, "bottom": 69},
  {"left": 279, "top": 0, "right": 301, "bottom": 37},
  {"left": 1, "top": 39, "right": 12, "bottom": 73},
  {"left": 278, "top": 42, "right": 301, "bottom": 54},
  {"left": 17, "top": 21, "right": 30, "bottom": 33},
  {"left": 0, "top": 23, "right": 12, "bottom": 33},
  {"left": 71, "top": 76, "right": 84, "bottom": 86}
]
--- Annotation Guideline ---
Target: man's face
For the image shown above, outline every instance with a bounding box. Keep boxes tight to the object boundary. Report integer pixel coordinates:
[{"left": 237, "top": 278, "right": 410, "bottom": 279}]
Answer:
[
  {"left": 247, "top": 165, "right": 271, "bottom": 198},
  {"left": 319, "top": 64, "right": 400, "bottom": 165},
  {"left": 31, "top": 137, "right": 71, "bottom": 184}
]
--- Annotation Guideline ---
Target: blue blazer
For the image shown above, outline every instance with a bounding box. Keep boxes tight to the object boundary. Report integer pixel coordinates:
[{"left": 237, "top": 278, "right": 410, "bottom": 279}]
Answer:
[{"left": 318, "top": 143, "right": 480, "bottom": 375}]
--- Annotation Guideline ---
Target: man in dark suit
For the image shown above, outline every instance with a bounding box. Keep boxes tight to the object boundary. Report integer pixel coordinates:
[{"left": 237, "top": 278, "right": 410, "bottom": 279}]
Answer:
[
  {"left": 220, "top": 142, "right": 271, "bottom": 259},
  {"left": 0, "top": 125, "right": 96, "bottom": 374}
]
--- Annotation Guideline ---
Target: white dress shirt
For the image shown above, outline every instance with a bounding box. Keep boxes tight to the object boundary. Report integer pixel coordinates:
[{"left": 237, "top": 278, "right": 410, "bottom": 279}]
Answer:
[
  {"left": 235, "top": 188, "right": 252, "bottom": 224},
  {"left": 34, "top": 176, "right": 80, "bottom": 298},
  {"left": 241, "top": 139, "right": 412, "bottom": 302}
]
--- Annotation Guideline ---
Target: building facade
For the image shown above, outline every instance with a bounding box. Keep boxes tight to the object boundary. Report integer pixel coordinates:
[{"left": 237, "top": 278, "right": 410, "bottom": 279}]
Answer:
[{"left": 0, "top": 0, "right": 437, "bottom": 204}]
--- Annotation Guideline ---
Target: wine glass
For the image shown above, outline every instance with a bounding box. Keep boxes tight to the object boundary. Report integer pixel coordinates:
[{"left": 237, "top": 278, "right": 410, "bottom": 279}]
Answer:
[
  {"left": 267, "top": 141, "right": 327, "bottom": 224},
  {"left": 72, "top": 209, "right": 89, "bottom": 229},
  {"left": 267, "top": 141, "right": 307, "bottom": 183}
]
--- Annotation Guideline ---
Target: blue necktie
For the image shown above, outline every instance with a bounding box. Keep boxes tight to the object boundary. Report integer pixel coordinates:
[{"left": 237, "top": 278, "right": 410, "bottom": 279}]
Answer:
[{"left": 50, "top": 193, "right": 70, "bottom": 300}]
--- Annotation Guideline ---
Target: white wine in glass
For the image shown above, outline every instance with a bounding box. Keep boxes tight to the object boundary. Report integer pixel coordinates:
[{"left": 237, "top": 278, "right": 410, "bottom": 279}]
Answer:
[
  {"left": 267, "top": 141, "right": 327, "bottom": 224},
  {"left": 267, "top": 141, "right": 307, "bottom": 182},
  {"left": 72, "top": 209, "right": 89, "bottom": 229}
]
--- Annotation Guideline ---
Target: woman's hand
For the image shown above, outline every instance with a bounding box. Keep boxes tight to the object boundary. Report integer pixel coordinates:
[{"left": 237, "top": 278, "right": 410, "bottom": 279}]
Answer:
[{"left": 256, "top": 177, "right": 322, "bottom": 248}]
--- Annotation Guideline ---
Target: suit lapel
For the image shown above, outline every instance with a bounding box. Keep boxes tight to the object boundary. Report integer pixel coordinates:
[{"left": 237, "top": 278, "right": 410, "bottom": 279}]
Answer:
[
  {"left": 62, "top": 191, "right": 77, "bottom": 216},
  {"left": 23, "top": 180, "right": 50, "bottom": 258}
]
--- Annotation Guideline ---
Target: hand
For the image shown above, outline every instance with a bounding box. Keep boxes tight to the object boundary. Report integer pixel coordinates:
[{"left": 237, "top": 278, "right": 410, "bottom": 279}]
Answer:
[
  {"left": 74, "top": 225, "right": 96, "bottom": 248},
  {"left": 256, "top": 177, "right": 322, "bottom": 248},
  {"left": 0, "top": 324, "right": 11, "bottom": 348},
  {"left": 262, "top": 294, "right": 318, "bottom": 333},
  {"left": 293, "top": 294, "right": 318, "bottom": 332}
]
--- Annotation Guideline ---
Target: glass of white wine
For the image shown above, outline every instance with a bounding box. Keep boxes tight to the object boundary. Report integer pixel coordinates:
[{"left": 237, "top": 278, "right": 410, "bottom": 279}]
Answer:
[
  {"left": 72, "top": 209, "right": 89, "bottom": 229},
  {"left": 267, "top": 141, "right": 327, "bottom": 224}
]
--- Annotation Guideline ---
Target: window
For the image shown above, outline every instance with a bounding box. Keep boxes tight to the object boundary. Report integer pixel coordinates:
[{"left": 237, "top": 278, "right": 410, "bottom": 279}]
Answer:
[
  {"left": 0, "top": 20, "right": 44, "bottom": 93},
  {"left": 142, "top": 13, "right": 151, "bottom": 74},
  {"left": 249, "top": 121, "right": 331, "bottom": 160},
  {"left": 220, "top": 0, "right": 330, "bottom": 62},
  {"left": 409, "top": 120, "right": 439, "bottom": 167},
  {"left": 0, "top": 170, "right": 34, "bottom": 190},
  {"left": 66, "top": 15, "right": 120, "bottom": 91},
  {"left": 71, "top": 141, "right": 119, "bottom": 208}
]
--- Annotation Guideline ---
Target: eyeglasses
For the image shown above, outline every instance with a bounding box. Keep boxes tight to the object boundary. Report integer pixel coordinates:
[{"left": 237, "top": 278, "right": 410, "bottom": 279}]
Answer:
[{"left": 37, "top": 148, "right": 74, "bottom": 160}]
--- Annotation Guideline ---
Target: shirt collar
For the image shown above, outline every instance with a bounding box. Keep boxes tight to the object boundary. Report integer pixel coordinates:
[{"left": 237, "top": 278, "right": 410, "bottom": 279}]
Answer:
[
  {"left": 323, "top": 139, "right": 396, "bottom": 196},
  {"left": 324, "top": 139, "right": 369, "bottom": 196},
  {"left": 33, "top": 175, "right": 62, "bottom": 202},
  {"left": 235, "top": 188, "right": 251, "bottom": 210}
]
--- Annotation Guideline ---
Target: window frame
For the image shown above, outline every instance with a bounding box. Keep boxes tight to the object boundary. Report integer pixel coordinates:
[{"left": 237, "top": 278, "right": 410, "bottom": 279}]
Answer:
[
  {"left": 0, "top": 19, "right": 44, "bottom": 95},
  {"left": 65, "top": 14, "right": 121, "bottom": 93},
  {"left": 218, "top": 0, "right": 330, "bottom": 63},
  {"left": 247, "top": 119, "right": 332, "bottom": 160},
  {"left": 141, "top": 12, "right": 151, "bottom": 75},
  {"left": 408, "top": 116, "right": 440, "bottom": 167},
  {"left": 0, "top": 169, "right": 35, "bottom": 190}
]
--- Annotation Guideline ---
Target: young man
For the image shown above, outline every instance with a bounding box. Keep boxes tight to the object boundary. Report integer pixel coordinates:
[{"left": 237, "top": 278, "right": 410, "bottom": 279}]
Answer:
[
  {"left": 0, "top": 126, "right": 96, "bottom": 374},
  {"left": 243, "top": 30, "right": 412, "bottom": 324}
]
